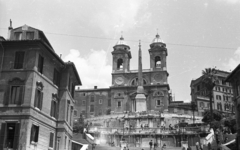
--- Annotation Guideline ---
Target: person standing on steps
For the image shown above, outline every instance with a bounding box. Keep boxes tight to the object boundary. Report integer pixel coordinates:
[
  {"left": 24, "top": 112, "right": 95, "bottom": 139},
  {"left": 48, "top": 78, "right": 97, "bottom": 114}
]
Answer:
[
  {"left": 153, "top": 141, "right": 157, "bottom": 150},
  {"left": 149, "top": 140, "right": 153, "bottom": 150}
]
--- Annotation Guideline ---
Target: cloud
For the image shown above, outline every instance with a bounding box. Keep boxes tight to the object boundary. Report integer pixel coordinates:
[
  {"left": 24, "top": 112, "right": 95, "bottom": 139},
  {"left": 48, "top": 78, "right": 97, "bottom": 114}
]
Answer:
[
  {"left": 63, "top": 49, "right": 112, "bottom": 89},
  {"left": 223, "top": 47, "right": 240, "bottom": 70},
  {"left": 216, "top": 0, "right": 240, "bottom": 3},
  {"left": 90, "top": 0, "right": 151, "bottom": 35}
]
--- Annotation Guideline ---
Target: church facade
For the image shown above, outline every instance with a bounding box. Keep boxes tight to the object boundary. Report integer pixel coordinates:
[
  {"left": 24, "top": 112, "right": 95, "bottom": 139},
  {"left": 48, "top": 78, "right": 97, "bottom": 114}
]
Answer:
[
  {"left": 75, "top": 35, "right": 207, "bottom": 148},
  {"left": 75, "top": 34, "right": 170, "bottom": 118}
]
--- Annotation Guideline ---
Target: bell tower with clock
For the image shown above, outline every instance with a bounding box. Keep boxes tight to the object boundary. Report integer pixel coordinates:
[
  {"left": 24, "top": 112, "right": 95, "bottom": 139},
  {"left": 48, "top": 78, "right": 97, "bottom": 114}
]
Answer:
[{"left": 112, "top": 36, "right": 132, "bottom": 73}]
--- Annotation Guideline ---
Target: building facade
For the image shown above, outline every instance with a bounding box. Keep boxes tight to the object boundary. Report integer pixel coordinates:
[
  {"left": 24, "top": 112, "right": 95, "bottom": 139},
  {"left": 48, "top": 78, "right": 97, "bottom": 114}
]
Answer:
[
  {"left": 226, "top": 64, "right": 240, "bottom": 150},
  {"left": 0, "top": 24, "right": 81, "bottom": 150},
  {"left": 190, "top": 70, "right": 234, "bottom": 116}
]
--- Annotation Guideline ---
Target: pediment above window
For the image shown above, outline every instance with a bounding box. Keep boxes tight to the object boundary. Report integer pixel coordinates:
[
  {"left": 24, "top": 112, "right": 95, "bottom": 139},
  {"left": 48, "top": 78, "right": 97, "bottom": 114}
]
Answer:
[
  {"left": 52, "top": 93, "right": 58, "bottom": 101},
  {"left": 153, "top": 90, "right": 164, "bottom": 97},
  {"left": 9, "top": 77, "right": 25, "bottom": 84},
  {"left": 36, "top": 81, "right": 44, "bottom": 90}
]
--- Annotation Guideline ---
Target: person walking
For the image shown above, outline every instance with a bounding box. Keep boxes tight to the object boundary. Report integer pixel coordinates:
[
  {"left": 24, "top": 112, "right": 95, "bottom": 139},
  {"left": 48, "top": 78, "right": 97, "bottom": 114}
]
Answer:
[
  {"left": 149, "top": 140, "right": 153, "bottom": 150},
  {"left": 169, "top": 124, "right": 172, "bottom": 130},
  {"left": 208, "top": 142, "right": 211, "bottom": 150},
  {"left": 187, "top": 146, "right": 192, "bottom": 150},
  {"left": 195, "top": 142, "right": 199, "bottom": 150},
  {"left": 153, "top": 141, "right": 157, "bottom": 150},
  {"left": 161, "top": 143, "right": 166, "bottom": 150}
]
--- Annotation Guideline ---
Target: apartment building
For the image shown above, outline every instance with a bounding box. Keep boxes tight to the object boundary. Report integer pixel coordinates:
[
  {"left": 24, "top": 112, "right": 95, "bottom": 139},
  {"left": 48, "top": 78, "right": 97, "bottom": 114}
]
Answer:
[
  {"left": 0, "top": 23, "right": 81, "bottom": 150},
  {"left": 190, "top": 70, "right": 234, "bottom": 116}
]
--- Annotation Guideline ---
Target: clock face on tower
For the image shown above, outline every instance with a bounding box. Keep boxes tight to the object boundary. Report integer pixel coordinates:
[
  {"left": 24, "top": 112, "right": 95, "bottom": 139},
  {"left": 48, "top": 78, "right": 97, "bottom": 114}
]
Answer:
[{"left": 115, "top": 77, "right": 124, "bottom": 85}]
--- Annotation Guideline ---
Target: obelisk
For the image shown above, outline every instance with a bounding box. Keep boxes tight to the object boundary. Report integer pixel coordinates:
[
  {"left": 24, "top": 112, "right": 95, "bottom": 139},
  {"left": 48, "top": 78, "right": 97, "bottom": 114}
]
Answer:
[{"left": 135, "top": 40, "right": 147, "bottom": 112}]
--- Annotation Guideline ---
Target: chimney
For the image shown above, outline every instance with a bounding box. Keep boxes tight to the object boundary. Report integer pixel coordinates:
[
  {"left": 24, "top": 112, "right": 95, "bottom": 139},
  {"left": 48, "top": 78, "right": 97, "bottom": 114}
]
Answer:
[
  {"left": 94, "top": 86, "right": 97, "bottom": 89},
  {"left": 8, "top": 19, "right": 13, "bottom": 39}
]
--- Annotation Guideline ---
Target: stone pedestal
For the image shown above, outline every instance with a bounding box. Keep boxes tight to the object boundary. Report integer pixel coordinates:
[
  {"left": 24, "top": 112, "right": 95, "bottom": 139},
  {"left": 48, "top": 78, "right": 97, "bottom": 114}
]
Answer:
[{"left": 135, "top": 93, "right": 146, "bottom": 112}]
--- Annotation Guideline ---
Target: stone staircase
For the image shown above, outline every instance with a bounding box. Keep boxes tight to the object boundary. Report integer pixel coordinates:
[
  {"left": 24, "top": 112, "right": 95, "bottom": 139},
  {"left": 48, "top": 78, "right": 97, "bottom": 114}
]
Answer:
[{"left": 93, "top": 145, "right": 182, "bottom": 150}]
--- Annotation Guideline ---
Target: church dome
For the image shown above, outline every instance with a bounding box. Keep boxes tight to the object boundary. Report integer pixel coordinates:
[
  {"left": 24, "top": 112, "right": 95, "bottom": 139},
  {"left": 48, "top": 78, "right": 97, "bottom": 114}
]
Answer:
[
  {"left": 152, "top": 33, "right": 164, "bottom": 44},
  {"left": 115, "top": 36, "right": 128, "bottom": 46}
]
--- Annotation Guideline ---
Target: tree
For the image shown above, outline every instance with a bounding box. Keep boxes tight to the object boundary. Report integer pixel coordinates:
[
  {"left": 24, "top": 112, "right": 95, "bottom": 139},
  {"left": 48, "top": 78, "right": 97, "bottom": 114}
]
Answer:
[
  {"left": 202, "top": 110, "right": 223, "bottom": 131},
  {"left": 73, "top": 114, "right": 85, "bottom": 133},
  {"left": 224, "top": 117, "right": 237, "bottom": 133},
  {"left": 202, "top": 110, "right": 223, "bottom": 123},
  {"left": 202, "top": 68, "right": 218, "bottom": 122}
]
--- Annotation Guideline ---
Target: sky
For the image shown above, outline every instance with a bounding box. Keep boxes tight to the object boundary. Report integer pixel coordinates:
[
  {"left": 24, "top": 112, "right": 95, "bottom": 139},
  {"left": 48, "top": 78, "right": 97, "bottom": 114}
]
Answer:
[{"left": 1, "top": 0, "right": 240, "bottom": 102}]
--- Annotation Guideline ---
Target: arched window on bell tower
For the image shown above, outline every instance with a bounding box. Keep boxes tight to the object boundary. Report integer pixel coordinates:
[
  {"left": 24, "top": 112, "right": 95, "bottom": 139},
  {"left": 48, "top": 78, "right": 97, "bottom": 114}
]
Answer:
[
  {"left": 117, "top": 58, "right": 123, "bottom": 70},
  {"left": 155, "top": 56, "right": 161, "bottom": 68}
]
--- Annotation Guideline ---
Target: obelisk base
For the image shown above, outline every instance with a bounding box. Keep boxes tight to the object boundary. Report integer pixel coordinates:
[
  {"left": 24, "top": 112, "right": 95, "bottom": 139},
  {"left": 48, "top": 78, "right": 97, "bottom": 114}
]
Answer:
[{"left": 135, "top": 93, "right": 146, "bottom": 112}]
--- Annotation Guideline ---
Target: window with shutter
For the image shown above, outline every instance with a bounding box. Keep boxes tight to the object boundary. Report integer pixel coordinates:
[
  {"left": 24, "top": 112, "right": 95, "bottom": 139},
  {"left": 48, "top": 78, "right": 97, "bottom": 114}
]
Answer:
[
  {"left": 50, "top": 99, "right": 57, "bottom": 118},
  {"left": 30, "top": 124, "right": 39, "bottom": 144},
  {"left": 0, "top": 123, "right": 6, "bottom": 149},
  {"left": 13, "top": 123, "right": 20, "bottom": 149},
  {"left": 4, "top": 86, "right": 10, "bottom": 106},
  {"left": 66, "top": 101, "right": 70, "bottom": 122},
  {"left": 14, "top": 51, "right": 25, "bottom": 69},
  {"left": 5, "top": 78, "right": 25, "bottom": 106},
  {"left": 0, "top": 123, "right": 20, "bottom": 149},
  {"left": 65, "top": 136, "right": 67, "bottom": 149},
  {"left": 53, "top": 69, "right": 60, "bottom": 87},
  {"left": 14, "top": 32, "right": 22, "bottom": 40},
  {"left": 6, "top": 123, "right": 15, "bottom": 148},
  {"left": 34, "top": 89, "right": 43, "bottom": 110},
  {"left": 26, "top": 32, "right": 34, "bottom": 40},
  {"left": 49, "top": 132, "right": 54, "bottom": 148},
  {"left": 37, "top": 55, "right": 44, "bottom": 74},
  {"left": 10, "top": 86, "right": 24, "bottom": 105}
]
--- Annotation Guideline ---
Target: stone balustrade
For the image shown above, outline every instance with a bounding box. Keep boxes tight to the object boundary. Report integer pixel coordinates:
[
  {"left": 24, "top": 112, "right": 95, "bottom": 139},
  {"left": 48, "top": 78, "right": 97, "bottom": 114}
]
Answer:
[{"left": 88, "top": 126, "right": 209, "bottom": 135}]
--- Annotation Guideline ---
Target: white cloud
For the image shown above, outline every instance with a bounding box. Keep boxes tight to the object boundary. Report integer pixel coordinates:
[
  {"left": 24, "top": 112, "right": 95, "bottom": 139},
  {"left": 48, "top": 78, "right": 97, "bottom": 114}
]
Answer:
[
  {"left": 216, "top": 0, "right": 240, "bottom": 3},
  {"left": 63, "top": 49, "right": 112, "bottom": 89},
  {"left": 90, "top": 0, "right": 151, "bottom": 35},
  {"left": 223, "top": 47, "right": 240, "bottom": 70}
]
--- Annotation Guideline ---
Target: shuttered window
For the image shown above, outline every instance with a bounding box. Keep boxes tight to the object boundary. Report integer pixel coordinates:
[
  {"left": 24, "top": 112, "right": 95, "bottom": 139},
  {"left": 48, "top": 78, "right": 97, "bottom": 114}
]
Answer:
[
  {"left": 30, "top": 125, "right": 39, "bottom": 143},
  {"left": 34, "top": 89, "right": 43, "bottom": 110},
  {"left": 26, "top": 32, "right": 34, "bottom": 40},
  {"left": 37, "top": 54, "right": 44, "bottom": 74},
  {"left": 50, "top": 100, "right": 57, "bottom": 118},
  {"left": 66, "top": 101, "right": 70, "bottom": 122},
  {"left": 14, "top": 32, "right": 22, "bottom": 40},
  {"left": 4, "top": 78, "right": 25, "bottom": 106},
  {"left": 14, "top": 51, "right": 25, "bottom": 69},
  {"left": 53, "top": 69, "right": 60, "bottom": 87},
  {"left": 10, "top": 86, "right": 24, "bottom": 105},
  {"left": 49, "top": 132, "right": 54, "bottom": 148},
  {"left": 0, "top": 122, "right": 20, "bottom": 149}
]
